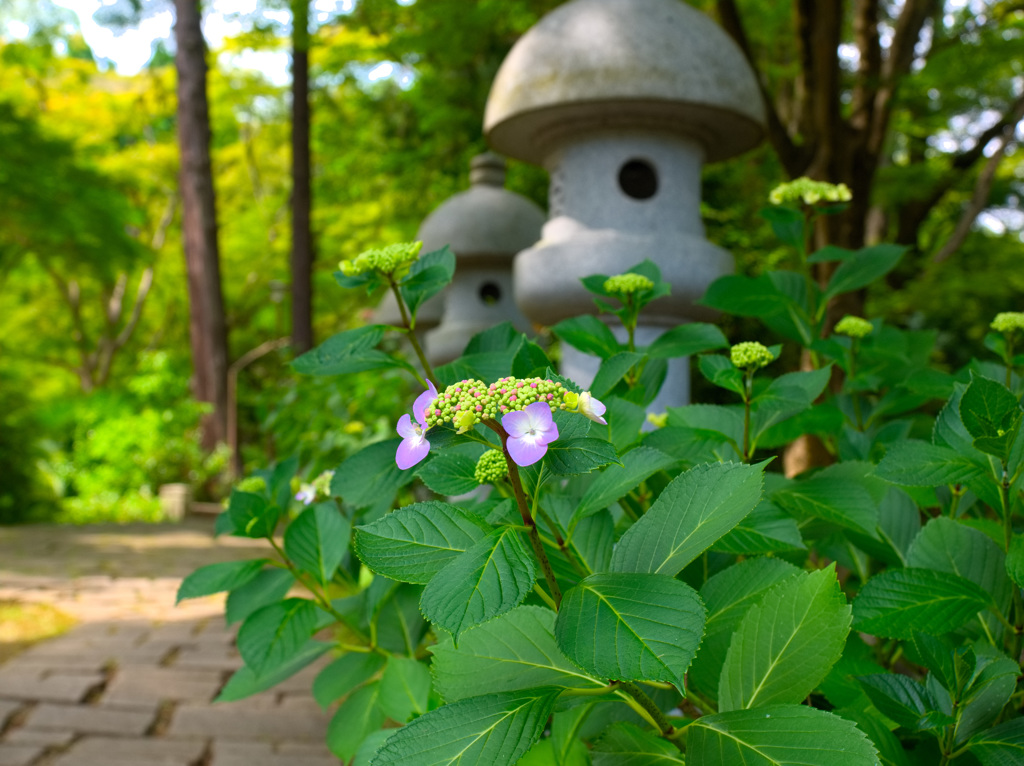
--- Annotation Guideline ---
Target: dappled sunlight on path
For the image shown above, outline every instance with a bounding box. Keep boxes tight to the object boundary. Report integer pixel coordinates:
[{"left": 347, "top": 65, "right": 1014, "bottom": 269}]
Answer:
[{"left": 0, "top": 519, "right": 338, "bottom": 766}]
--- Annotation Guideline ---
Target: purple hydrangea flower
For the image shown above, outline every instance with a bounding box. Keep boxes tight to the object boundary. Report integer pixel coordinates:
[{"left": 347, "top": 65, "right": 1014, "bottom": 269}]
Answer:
[
  {"left": 295, "top": 485, "right": 316, "bottom": 505},
  {"left": 502, "top": 401, "right": 559, "bottom": 467},
  {"left": 395, "top": 381, "right": 437, "bottom": 470}
]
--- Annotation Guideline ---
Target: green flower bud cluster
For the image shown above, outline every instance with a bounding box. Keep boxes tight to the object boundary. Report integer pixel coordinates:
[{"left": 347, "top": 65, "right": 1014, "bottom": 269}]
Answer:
[
  {"left": 237, "top": 476, "right": 267, "bottom": 494},
  {"left": 730, "top": 341, "right": 776, "bottom": 371},
  {"left": 474, "top": 450, "right": 508, "bottom": 484},
  {"left": 769, "top": 177, "right": 852, "bottom": 206},
  {"left": 339, "top": 241, "right": 422, "bottom": 278},
  {"left": 423, "top": 376, "right": 567, "bottom": 432},
  {"left": 991, "top": 312, "right": 1024, "bottom": 334},
  {"left": 311, "top": 470, "right": 334, "bottom": 497},
  {"left": 834, "top": 315, "right": 873, "bottom": 339},
  {"left": 604, "top": 273, "right": 654, "bottom": 295}
]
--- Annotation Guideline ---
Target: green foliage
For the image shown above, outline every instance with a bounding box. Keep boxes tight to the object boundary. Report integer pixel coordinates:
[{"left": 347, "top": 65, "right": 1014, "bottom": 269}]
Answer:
[{"left": 180, "top": 187, "right": 1024, "bottom": 764}]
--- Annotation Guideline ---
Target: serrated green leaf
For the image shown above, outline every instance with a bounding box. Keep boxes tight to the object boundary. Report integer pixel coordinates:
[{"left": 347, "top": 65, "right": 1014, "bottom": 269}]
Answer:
[
  {"left": 379, "top": 656, "right": 431, "bottom": 723},
  {"left": 665, "top": 404, "right": 744, "bottom": 450},
  {"left": 834, "top": 706, "right": 911, "bottom": 766},
  {"left": 592, "top": 722, "right": 685, "bottom": 765},
  {"left": 750, "top": 366, "right": 832, "bottom": 443},
  {"left": 968, "top": 718, "right": 1024, "bottom": 766},
  {"left": 960, "top": 374, "right": 1023, "bottom": 460},
  {"left": 1006, "top": 533, "right": 1024, "bottom": 589},
  {"left": 375, "top": 583, "right": 429, "bottom": 655},
  {"left": 687, "top": 705, "right": 880, "bottom": 766},
  {"left": 313, "top": 652, "right": 386, "bottom": 709},
  {"left": 332, "top": 439, "right": 416, "bottom": 509},
  {"left": 699, "top": 273, "right": 790, "bottom": 317},
  {"left": 217, "top": 640, "right": 330, "bottom": 703},
  {"left": 284, "top": 503, "right": 349, "bottom": 585},
  {"left": 420, "top": 527, "right": 536, "bottom": 640},
  {"left": 645, "top": 322, "right": 728, "bottom": 360},
  {"left": 176, "top": 559, "right": 268, "bottom": 603},
  {"left": 227, "top": 489, "right": 280, "bottom": 539},
  {"left": 719, "top": 565, "right": 852, "bottom": 711},
  {"left": 354, "top": 501, "right": 490, "bottom": 585},
  {"left": 907, "top": 517, "right": 1012, "bottom": 633},
  {"left": 852, "top": 568, "right": 992, "bottom": 639},
  {"left": 329, "top": 681, "right": 386, "bottom": 760},
  {"left": 712, "top": 501, "right": 805, "bottom": 555},
  {"left": 822, "top": 244, "right": 906, "bottom": 301},
  {"left": 237, "top": 598, "right": 323, "bottom": 675},
  {"left": 369, "top": 688, "right": 561, "bottom": 766},
  {"left": 400, "top": 246, "right": 455, "bottom": 318},
  {"left": 611, "top": 461, "right": 765, "bottom": 576},
  {"left": 762, "top": 206, "right": 807, "bottom": 251},
  {"left": 592, "top": 352, "right": 646, "bottom": 397},
  {"left": 416, "top": 452, "right": 481, "bottom": 496},
  {"left": 430, "top": 606, "right": 604, "bottom": 702},
  {"left": 555, "top": 572, "right": 705, "bottom": 691},
  {"left": 874, "top": 440, "right": 986, "bottom": 487},
  {"left": 544, "top": 437, "right": 618, "bottom": 476},
  {"left": 552, "top": 315, "right": 621, "bottom": 359},
  {"left": 770, "top": 465, "right": 878, "bottom": 537},
  {"left": 957, "top": 654, "right": 1019, "bottom": 744},
  {"left": 292, "top": 325, "right": 404, "bottom": 376},
  {"left": 857, "top": 673, "right": 937, "bottom": 731},
  {"left": 225, "top": 568, "right": 294, "bottom": 625},
  {"left": 601, "top": 396, "right": 647, "bottom": 452},
  {"left": 689, "top": 557, "right": 801, "bottom": 702},
  {"left": 699, "top": 354, "right": 744, "bottom": 395},
  {"left": 572, "top": 446, "right": 676, "bottom": 528}
]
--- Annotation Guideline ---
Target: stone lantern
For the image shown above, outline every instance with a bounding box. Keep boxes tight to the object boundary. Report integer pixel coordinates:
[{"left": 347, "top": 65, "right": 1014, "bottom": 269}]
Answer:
[
  {"left": 422, "top": 152, "right": 545, "bottom": 365},
  {"left": 483, "top": 0, "right": 766, "bottom": 407}
]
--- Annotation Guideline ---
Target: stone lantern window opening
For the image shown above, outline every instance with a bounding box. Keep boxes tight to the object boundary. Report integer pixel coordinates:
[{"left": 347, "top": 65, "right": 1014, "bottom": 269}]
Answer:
[
  {"left": 618, "top": 157, "right": 658, "bottom": 200},
  {"left": 478, "top": 281, "right": 502, "bottom": 305}
]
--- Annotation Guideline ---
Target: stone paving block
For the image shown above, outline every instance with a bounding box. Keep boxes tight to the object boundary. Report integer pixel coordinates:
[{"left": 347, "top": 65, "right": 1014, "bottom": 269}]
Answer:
[
  {"left": 0, "top": 701, "right": 22, "bottom": 727},
  {"left": 0, "top": 670, "right": 102, "bottom": 704},
  {"left": 23, "top": 702, "right": 156, "bottom": 736},
  {"left": 3, "top": 728, "right": 75, "bottom": 747},
  {"left": 102, "top": 666, "right": 222, "bottom": 705},
  {"left": 171, "top": 646, "right": 243, "bottom": 671},
  {"left": 168, "top": 703, "right": 329, "bottom": 742},
  {"left": 211, "top": 740, "right": 337, "bottom": 766},
  {"left": 0, "top": 743, "right": 44, "bottom": 766},
  {"left": 49, "top": 735, "right": 204, "bottom": 766}
]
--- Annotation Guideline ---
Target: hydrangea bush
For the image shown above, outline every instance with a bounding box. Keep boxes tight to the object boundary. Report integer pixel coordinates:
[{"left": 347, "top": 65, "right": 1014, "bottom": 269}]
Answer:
[{"left": 178, "top": 188, "right": 1023, "bottom": 765}]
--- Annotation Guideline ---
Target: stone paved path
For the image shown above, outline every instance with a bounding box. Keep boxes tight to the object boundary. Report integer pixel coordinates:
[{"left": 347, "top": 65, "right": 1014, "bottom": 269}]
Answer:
[{"left": 0, "top": 519, "right": 338, "bottom": 765}]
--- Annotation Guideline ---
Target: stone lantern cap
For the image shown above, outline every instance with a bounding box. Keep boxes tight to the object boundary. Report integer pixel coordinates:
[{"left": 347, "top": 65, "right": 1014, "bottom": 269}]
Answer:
[
  {"left": 417, "top": 153, "right": 545, "bottom": 262},
  {"left": 484, "top": 0, "right": 766, "bottom": 164}
]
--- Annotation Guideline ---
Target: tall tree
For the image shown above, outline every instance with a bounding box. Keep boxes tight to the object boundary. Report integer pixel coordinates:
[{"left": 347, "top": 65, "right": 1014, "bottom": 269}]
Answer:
[
  {"left": 711, "top": 0, "right": 1023, "bottom": 259},
  {"left": 175, "top": 0, "right": 228, "bottom": 446},
  {"left": 290, "top": 0, "right": 314, "bottom": 352}
]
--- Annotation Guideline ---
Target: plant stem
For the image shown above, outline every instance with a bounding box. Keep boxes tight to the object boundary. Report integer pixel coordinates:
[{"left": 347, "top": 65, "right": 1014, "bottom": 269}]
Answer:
[
  {"left": 618, "top": 681, "right": 679, "bottom": 746},
  {"left": 268, "top": 536, "right": 353, "bottom": 629},
  {"left": 685, "top": 686, "right": 717, "bottom": 715},
  {"left": 388, "top": 280, "right": 439, "bottom": 389},
  {"left": 999, "top": 461, "right": 1012, "bottom": 553},
  {"left": 1005, "top": 337, "right": 1014, "bottom": 389},
  {"left": 948, "top": 484, "right": 963, "bottom": 519},
  {"left": 742, "top": 372, "right": 752, "bottom": 461},
  {"left": 532, "top": 583, "right": 557, "bottom": 610},
  {"left": 485, "top": 421, "right": 562, "bottom": 608}
]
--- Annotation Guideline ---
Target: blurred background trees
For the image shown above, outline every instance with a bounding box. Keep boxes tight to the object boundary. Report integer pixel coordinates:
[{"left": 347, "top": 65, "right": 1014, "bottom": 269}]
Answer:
[{"left": 0, "top": 0, "right": 1020, "bottom": 522}]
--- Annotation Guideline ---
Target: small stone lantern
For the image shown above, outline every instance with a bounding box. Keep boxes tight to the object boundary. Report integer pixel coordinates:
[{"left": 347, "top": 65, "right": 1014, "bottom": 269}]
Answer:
[
  {"left": 483, "top": 0, "right": 766, "bottom": 407},
  {"left": 422, "top": 153, "right": 545, "bottom": 365}
]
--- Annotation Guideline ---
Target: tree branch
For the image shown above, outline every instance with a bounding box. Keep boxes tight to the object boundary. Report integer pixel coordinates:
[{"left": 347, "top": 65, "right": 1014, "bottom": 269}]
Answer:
[
  {"left": 850, "top": 0, "right": 881, "bottom": 131},
  {"left": 715, "top": 0, "right": 806, "bottom": 174},
  {"left": 933, "top": 133, "right": 1015, "bottom": 262},
  {"left": 868, "top": 0, "right": 939, "bottom": 155}
]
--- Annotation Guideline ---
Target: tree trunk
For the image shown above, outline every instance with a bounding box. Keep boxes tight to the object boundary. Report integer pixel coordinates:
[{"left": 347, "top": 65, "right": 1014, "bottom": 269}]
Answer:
[
  {"left": 175, "top": 0, "right": 229, "bottom": 447},
  {"left": 290, "top": 0, "right": 314, "bottom": 353}
]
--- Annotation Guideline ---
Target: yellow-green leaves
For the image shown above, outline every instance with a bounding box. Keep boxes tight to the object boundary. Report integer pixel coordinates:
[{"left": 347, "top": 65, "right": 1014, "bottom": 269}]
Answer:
[
  {"left": 554, "top": 573, "right": 706, "bottom": 692},
  {"left": 718, "top": 565, "right": 851, "bottom": 711},
  {"left": 611, "top": 461, "right": 765, "bottom": 576}
]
